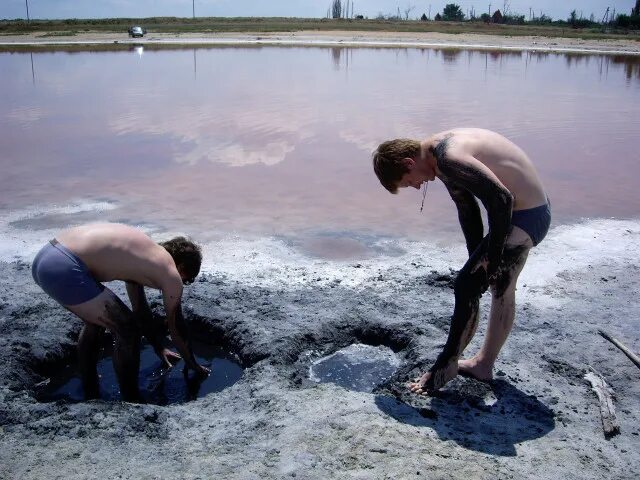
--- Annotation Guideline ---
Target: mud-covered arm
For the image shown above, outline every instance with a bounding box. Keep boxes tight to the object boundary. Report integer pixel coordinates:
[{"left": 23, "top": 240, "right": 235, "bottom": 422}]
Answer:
[
  {"left": 438, "top": 154, "right": 513, "bottom": 277},
  {"left": 444, "top": 181, "right": 484, "bottom": 256},
  {"left": 162, "top": 279, "right": 204, "bottom": 375}
]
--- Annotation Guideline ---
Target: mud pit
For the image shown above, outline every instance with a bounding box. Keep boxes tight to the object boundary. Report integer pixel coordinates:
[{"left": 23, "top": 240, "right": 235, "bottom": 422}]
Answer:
[
  {"left": 35, "top": 339, "right": 243, "bottom": 405},
  {"left": 1, "top": 221, "right": 640, "bottom": 479},
  {"left": 309, "top": 343, "right": 401, "bottom": 393}
]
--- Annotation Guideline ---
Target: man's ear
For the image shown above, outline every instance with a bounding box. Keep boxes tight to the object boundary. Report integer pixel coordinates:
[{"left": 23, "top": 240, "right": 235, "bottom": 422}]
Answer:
[{"left": 401, "top": 157, "right": 415, "bottom": 170}]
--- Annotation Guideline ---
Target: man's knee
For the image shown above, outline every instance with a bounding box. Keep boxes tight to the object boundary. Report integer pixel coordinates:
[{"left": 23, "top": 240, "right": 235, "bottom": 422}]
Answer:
[
  {"left": 103, "top": 299, "right": 139, "bottom": 339},
  {"left": 491, "top": 245, "right": 530, "bottom": 298}
]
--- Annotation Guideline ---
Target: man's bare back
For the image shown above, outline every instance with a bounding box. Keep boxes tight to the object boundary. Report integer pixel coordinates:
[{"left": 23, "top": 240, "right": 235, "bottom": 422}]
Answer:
[
  {"left": 424, "top": 128, "right": 547, "bottom": 210},
  {"left": 56, "top": 223, "right": 178, "bottom": 289}
]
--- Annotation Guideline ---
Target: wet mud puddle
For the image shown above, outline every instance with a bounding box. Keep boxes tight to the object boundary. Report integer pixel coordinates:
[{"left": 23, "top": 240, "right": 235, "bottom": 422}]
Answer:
[
  {"left": 309, "top": 343, "right": 401, "bottom": 393},
  {"left": 36, "top": 340, "right": 243, "bottom": 404}
]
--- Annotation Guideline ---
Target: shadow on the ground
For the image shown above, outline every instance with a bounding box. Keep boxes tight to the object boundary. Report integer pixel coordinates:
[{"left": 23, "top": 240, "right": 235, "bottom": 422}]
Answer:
[{"left": 374, "top": 378, "right": 555, "bottom": 456}]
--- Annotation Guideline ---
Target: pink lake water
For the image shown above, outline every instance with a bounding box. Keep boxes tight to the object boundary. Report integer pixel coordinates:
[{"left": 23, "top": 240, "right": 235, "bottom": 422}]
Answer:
[{"left": 1, "top": 46, "right": 639, "bottom": 258}]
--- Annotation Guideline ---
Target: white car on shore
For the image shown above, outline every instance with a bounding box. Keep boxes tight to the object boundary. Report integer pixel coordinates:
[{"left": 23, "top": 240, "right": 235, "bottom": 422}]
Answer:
[{"left": 128, "top": 26, "right": 146, "bottom": 38}]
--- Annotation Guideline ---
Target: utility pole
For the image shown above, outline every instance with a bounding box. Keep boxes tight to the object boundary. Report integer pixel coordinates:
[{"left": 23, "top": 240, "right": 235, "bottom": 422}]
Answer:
[
  {"left": 192, "top": 0, "right": 195, "bottom": 19},
  {"left": 428, "top": 5, "right": 431, "bottom": 19},
  {"left": 25, "top": 0, "right": 30, "bottom": 22},
  {"left": 489, "top": 3, "right": 491, "bottom": 16}
]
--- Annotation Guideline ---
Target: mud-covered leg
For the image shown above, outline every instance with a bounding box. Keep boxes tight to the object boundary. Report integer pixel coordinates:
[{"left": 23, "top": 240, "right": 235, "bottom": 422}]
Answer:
[
  {"left": 106, "top": 297, "right": 142, "bottom": 403},
  {"left": 77, "top": 322, "right": 105, "bottom": 400},
  {"left": 409, "top": 238, "right": 490, "bottom": 394},
  {"left": 66, "top": 288, "right": 142, "bottom": 403},
  {"left": 459, "top": 227, "right": 531, "bottom": 381}
]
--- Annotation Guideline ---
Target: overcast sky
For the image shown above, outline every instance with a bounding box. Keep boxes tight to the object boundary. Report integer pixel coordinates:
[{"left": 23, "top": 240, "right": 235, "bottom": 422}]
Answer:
[{"left": 1, "top": 1, "right": 637, "bottom": 22}]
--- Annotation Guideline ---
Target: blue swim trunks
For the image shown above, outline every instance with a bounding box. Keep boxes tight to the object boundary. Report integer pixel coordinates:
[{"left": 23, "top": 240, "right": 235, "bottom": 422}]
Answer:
[
  {"left": 32, "top": 239, "right": 105, "bottom": 306},
  {"left": 511, "top": 198, "right": 551, "bottom": 247}
]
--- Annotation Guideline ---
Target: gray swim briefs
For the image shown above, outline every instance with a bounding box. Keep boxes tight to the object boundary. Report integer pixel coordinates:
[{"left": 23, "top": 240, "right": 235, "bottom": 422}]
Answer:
[{"left": 32, "top": 239, "right": 105, "bottom": 306}]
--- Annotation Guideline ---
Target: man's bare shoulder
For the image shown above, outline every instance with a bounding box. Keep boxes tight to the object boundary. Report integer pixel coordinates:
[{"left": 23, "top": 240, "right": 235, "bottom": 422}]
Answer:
[{"left": 425, "top": 128, "right": 502, "bottom": 148}]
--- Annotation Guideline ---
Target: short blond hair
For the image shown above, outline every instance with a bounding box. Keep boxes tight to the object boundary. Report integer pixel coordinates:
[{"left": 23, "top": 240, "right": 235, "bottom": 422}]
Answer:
[{"left": 372, "top": 138, "right": 421, "bottom": 194}]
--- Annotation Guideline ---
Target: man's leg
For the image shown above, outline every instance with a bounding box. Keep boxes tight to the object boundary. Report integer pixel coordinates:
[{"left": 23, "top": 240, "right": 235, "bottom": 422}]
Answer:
[
  {"left": 66, "top": 288, "right": 142, "bottom": 403},
  {"left": 459, "top": 226, "right": 531, "bottom": 381},
  {"left": 409, "top": 237, "right": 491, "bottom": 394},
  {"left": 77, "top": 322, "right": 105, "bottom": 400}
]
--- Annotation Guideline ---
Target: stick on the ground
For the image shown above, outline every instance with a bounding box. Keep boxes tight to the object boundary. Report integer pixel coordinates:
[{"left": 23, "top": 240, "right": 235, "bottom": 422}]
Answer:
[
  {"left": 584, "top": 367, "right": 620, "bottom": 439},
  {"left": 598, "top": 329, "right": 640, "bottom": 370}
]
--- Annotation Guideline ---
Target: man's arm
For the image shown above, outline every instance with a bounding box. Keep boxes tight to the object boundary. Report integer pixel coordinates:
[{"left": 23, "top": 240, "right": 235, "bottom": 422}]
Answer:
[
  {"left": 162, "top": 278, "right": 209, "bottom": 377},
  {"left": 443, "top": 182, "right": 484, "bottom": 256},
  {"left": 126, "top": 281, "right": 180, "bottom": 368},
  {"left": 437, "top": 152, "right": 513, "bottom": 278}
]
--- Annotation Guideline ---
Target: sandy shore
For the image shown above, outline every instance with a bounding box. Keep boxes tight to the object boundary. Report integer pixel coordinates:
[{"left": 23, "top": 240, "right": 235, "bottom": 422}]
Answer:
[{"left": 2, "top": 30, "right": 640, "bottom": 55}]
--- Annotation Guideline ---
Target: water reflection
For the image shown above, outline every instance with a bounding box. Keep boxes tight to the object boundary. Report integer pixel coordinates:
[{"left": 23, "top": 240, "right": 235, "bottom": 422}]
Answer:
[{"left": 1, "top": 46, "right": 639, "bottom": 242}]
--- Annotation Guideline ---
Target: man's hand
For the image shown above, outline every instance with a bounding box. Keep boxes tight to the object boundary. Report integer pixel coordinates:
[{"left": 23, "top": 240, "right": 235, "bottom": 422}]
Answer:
[
  {"left": 158, "top": 348, "right": 181, "bottom": 369},
  {"left": 471, "top": 254, "right": 500, "bottom": 284},
  {"left": 182, "top": 363, "right": 211, "bottom": 379}
]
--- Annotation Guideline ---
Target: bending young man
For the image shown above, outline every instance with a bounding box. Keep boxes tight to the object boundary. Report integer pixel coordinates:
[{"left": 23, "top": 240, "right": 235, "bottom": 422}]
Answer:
[
  {"left": 32, "top": 223, "right": 209, "bottom": 402},
  {"left": 372, "top": 128, "right": 550, "bottom": 394}
]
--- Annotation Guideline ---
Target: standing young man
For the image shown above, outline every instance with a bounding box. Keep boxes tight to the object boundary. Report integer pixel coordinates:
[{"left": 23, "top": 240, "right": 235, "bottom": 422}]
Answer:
[
  {"left": 32, "top": 223, "right": 209, "bottom": 402},
  {"left": 372, "top": 128, "right": 550, "bottom": 394}
]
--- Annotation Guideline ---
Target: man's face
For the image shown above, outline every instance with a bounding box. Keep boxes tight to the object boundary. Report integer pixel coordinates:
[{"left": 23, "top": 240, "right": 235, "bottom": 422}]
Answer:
[
  {"left": 397, "top": 162, "right": 426, "bottom": 190},
  {"left": 177, "top": 265, "right": 197, "bottom": 285}
]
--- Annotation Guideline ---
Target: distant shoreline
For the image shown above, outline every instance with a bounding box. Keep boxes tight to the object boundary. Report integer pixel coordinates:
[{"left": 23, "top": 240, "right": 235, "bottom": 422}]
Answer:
[{"left": 2, "top": 31, "right": 640, "bottom": 55}]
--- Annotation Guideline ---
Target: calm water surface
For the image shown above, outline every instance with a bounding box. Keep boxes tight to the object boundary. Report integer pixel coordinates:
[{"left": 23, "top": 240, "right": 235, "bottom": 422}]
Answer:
[{"left": 1, "top": 46, "right": 639, "bottom": 253}]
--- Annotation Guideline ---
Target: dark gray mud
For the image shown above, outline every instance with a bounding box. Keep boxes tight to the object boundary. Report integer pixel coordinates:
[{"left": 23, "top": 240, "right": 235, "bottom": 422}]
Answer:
[{"left": 1, "top": 255, "right": 639, "bottom": 479}]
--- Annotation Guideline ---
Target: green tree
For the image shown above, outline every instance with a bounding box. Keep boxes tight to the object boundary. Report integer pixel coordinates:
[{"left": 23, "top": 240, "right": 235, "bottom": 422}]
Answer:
[{"left": 442, "top": 4, "right": 464, "bottom": 21}]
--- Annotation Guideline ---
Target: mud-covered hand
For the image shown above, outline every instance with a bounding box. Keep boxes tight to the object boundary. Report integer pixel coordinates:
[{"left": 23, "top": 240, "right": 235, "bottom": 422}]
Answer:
[{"left": 470, "top": 255, "right": 493, "bottom": 288}]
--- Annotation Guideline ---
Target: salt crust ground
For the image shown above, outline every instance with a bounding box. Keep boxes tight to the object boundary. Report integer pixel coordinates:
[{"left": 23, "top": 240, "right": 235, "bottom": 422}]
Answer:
[
  {"left": 1, "top": 30, "right": 640, "bottom": 55},
  {"left": 0, "top": 219, "right": 639, "bottom": 479}
]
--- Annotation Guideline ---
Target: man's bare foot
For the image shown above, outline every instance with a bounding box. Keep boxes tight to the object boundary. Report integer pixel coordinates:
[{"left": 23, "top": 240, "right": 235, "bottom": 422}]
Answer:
[
  {"left": 458, "top": 357, "right": 493, "bottom": 382},
  {"left": 407, "top": 359, "right": 458, "bottom": 395}
]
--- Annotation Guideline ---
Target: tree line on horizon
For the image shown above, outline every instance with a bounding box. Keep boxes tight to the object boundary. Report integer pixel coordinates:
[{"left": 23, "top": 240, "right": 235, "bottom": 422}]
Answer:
[{"left": 328, "top": 0, "right": 640, "bottom": 29}]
